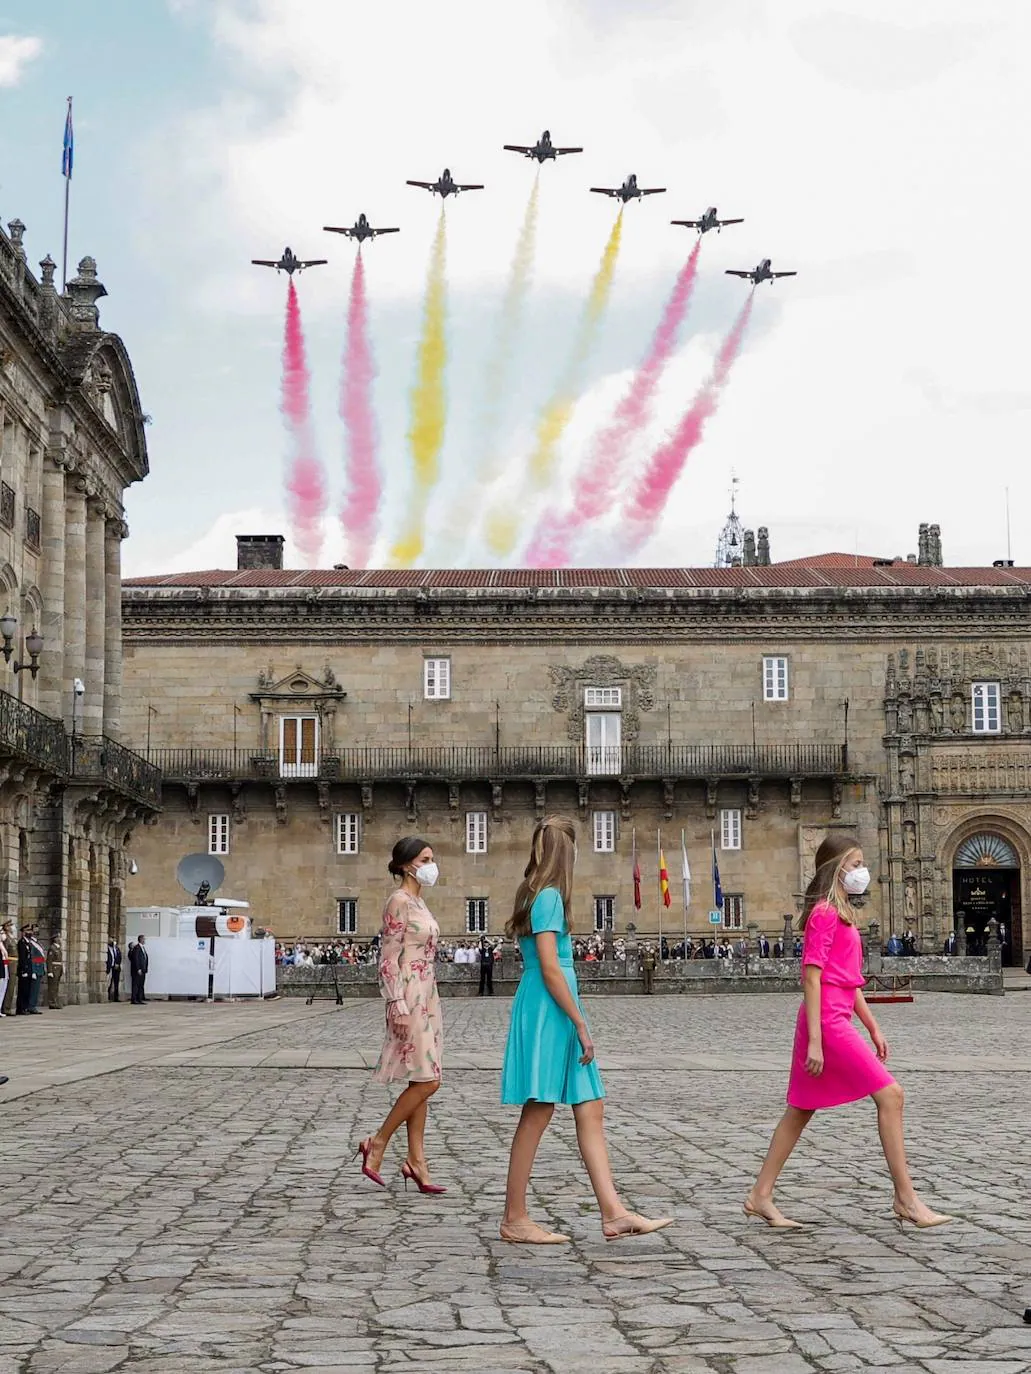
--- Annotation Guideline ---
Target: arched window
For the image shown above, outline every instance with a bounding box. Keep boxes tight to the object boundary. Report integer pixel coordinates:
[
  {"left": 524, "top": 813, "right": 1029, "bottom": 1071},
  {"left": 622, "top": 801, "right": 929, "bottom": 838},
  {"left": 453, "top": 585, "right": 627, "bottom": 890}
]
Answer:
[{"left": 954, "top": 833, "right": 1019, "bottom": 868}]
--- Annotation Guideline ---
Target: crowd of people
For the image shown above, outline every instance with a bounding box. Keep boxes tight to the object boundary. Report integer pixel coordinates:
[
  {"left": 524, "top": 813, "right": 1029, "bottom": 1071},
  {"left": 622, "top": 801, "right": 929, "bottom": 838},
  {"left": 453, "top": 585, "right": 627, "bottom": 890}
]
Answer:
[{"left": 0, "top": 920, "right": 65, "bottom": 1016}]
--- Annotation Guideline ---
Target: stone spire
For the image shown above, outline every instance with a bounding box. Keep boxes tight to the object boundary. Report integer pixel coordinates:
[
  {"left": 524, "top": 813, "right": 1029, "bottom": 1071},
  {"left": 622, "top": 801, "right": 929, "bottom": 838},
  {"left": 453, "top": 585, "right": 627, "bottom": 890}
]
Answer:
[
  {"left": 65, "top": 255, "right": 108, "bottom": 330},
  {"left": 757, "top": 526, "right": 771, "bottom": 565},
  {"left": 742, "top": 529, "right": 757, "bottom": 565}
]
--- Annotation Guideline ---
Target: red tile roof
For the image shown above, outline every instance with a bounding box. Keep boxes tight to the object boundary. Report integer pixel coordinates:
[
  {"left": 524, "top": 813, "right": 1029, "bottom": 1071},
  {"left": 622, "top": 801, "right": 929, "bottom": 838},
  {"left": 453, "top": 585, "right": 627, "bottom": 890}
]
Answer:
[{"left": 123, "top": 562, "right": 1031, "bottom": 591}]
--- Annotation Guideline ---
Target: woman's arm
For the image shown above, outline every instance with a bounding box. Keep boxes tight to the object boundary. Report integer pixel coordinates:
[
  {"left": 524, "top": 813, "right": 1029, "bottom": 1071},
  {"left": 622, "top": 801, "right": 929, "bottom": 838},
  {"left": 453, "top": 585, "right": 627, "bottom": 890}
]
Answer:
[
  {"left": 535, "top": 932, "right": 594, "bottom": 1064},
  {"left": 378, "top": 897, "right": 411, "bottom": 1028},
  {"left": 853, "top": 989, "right": 888, "bottom": 1059},
  {"left": 803, "top": 964, "right": 824, "bottom": 1074}
]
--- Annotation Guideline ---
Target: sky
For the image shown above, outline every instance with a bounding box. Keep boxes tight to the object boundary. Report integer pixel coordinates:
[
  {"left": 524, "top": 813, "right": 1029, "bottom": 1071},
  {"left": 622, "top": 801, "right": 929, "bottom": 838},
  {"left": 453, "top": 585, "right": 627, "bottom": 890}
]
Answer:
[{"left": 2, "top": 0, "right": 1029, "bottom": 574}]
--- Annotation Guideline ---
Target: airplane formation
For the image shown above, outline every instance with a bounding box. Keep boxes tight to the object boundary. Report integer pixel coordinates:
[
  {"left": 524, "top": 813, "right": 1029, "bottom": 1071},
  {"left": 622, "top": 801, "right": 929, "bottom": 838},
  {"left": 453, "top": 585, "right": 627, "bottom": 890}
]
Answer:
[{"left": 252, "top": 129, "right": 796, "bottom": 286}]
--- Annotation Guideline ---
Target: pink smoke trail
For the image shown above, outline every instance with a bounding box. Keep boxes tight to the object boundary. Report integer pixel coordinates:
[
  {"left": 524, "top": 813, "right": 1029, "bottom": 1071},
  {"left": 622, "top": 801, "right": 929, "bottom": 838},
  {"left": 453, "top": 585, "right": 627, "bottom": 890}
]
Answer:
[
  {"left": 281, "top": 279, "right": 327, "bottom": 565},
  {"left": 620, "top": 291, "right": 755, "bottom": 559},
  {"left": 339, "top": 252, "right": 380, "bottom": 568},
  {"left": 525, "top": 239, "right": 702, "bottom": 567}
]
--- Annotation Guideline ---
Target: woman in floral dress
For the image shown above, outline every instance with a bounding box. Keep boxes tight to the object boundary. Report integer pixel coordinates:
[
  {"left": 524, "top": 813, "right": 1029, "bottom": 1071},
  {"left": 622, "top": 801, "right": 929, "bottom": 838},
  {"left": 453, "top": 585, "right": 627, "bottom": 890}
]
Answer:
[{"left": 355, "top": 836, "right": 445, "bottom": 1194}]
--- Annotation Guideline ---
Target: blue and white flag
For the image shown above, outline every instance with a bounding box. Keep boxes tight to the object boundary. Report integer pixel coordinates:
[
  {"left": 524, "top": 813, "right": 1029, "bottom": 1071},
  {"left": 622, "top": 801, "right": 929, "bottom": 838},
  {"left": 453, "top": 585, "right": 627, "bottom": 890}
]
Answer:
[{"left": 62, "top": 98, "right": 74, "bottom": 179}]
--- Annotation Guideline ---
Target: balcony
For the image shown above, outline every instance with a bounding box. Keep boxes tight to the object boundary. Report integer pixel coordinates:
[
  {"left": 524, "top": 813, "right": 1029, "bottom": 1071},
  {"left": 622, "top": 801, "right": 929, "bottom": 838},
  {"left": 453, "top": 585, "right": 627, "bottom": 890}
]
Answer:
[
  {"left": 70, "top": 734, "right": 163, "bottom": 807},
  {"left": 150, "top": 742, "right": 848, "bottom": 785},
  {"left": 0, "top": 688, "right": 69, "bottom": 774}
]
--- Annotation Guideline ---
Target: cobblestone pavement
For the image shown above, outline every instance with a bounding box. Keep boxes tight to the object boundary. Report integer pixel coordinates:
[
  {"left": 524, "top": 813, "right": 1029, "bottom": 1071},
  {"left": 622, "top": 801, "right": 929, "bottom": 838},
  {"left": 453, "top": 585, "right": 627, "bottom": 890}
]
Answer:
[{"left": 0, "top": 994, "right": 1029, "bottom": 1373}]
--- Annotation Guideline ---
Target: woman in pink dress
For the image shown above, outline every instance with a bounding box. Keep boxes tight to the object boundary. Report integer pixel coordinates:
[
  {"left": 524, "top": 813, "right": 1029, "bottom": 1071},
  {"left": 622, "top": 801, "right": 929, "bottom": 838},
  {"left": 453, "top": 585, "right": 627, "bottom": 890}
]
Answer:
[
  {"left": 744, "top": 833, "right": 951, "bottom": 1231},
  {"left": 354, "top": 836, "right": 445, "bottom": 1195}
]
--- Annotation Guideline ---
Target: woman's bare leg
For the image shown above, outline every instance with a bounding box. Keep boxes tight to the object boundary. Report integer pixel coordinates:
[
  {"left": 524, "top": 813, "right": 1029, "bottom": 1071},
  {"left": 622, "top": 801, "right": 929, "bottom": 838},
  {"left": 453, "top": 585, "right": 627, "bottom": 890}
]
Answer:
[
  {"left": 503, "top": 1102, "right": 555, "bottom": 1228},
  {"left": 365, "top": 1080, "right": 438, "bottom": 1171},
  {"left": 744, "top": 1106, "right": 814, "bottom": 1223},
  {"left": 572, "top": 1098, "right": 672, "bottom": 1237},
  {"left": 874, "top": 1082, "right": 950, "bottom": 1224}
]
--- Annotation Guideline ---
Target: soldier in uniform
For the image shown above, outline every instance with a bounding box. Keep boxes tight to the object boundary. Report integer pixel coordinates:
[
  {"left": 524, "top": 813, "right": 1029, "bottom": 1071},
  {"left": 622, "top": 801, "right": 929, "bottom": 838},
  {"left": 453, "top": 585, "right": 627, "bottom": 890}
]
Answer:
[
  {"left": 0, "top": 919, "right": 11, "bottom": 1015},
  {"left": 641, "top": 944, "right": 657, "bottom": 995},
  {"left": 16, "top": 925, "right": 39, "bottom": 1014},
  {"left": 46, "top": 932, "right": 65, "bottom": 1009},
  {"left": 1, "top": 920, "right": 17, "bottom": 1016},
  {"left": 28, "top": 928, "right": 46, "bottom": 1013}
]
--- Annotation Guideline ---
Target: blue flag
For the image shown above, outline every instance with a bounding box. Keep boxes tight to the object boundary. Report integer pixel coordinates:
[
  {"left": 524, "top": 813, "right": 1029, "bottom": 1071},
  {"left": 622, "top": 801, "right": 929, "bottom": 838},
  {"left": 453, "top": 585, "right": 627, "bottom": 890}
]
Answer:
[
  {"left": 711, "top": 837, "right": 723, "bottom": 911},
  {"left": 62, "top": 99, "right": 74, "bottom": 179}
]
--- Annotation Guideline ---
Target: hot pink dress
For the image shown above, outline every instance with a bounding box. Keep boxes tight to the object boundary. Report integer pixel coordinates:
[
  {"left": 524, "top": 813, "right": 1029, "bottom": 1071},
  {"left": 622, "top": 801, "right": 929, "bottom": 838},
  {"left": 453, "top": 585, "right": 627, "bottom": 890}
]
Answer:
[
  {"left": 786, "top": 901, "right": 895, "bottom": 1110},
  {"left": 373, "top": 892, "right": 442, "bottom": 1085}
]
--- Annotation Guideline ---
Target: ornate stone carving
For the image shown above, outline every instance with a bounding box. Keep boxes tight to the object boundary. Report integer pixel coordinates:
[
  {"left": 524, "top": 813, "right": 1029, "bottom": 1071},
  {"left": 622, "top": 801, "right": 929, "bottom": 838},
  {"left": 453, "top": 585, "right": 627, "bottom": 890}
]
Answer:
[
  {"left": 405, "top": 782, "right": 417, "bottom": 822},
  {"left": 448, "top": 783, "right": 460, "bottom": 814},
  {"left": 831, "top": 781, "right": 843, "bottom": 820},
  {"left": 705, "top": 778, "right": 718, "bottom": 819},
  {"left": 316, "top": 781, "right": 331, "bottom": 821},
  {"left": 360, "top": 782, "right": 374, "bottom": 811},
  {"left": 491, "top": 781, "right": 503, "bottom": 817},
  {"left": 661, "top": 778, "right": 674, "bottom": 821},
  {"left": 746, "top": 778, "right": 761, "bottom": 819},
  {"left": 534, "top": 779, "right": 547, "bottom": 820},
  {"left": 790, "top": 778, "right": 803, "bottom": 819},
  {"left": 185, "top": 782, "right": 200, "bottom": 820},
  {"left": 549, "top": 655, "right": 656, "bottom": 744},
  {"left": 577, "top": 780, "right": 589, "bottom": 816},
  {"left": 273, "top": 785, "right": 287, "bottom": 825},
  {"left": 230, "top": 782, "right": 246, "bottom": 825}
]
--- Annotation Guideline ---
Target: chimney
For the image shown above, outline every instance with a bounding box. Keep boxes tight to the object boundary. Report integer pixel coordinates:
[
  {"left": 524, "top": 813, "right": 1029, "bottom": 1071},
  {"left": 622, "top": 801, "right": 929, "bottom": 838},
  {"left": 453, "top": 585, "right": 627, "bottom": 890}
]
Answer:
[
  {"left": 236, "top": 534, "right": 285, "bottom": 571},
  {"left": 742, "top": 529, "right": 757, "bottom": 565},
  {"left": 757, "top": 526, "right": 771, "bottom": 566},
  {"left": 917, "top": 523, "right": 929, "bottom": 565},
  {"left": 929, "top": 523, "right": 943, "bottom": 566}
]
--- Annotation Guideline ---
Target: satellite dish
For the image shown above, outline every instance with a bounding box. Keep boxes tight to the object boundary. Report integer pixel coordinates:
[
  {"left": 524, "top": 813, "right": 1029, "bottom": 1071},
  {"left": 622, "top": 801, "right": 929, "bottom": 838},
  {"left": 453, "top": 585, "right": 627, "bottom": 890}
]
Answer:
[{"left": 176, "top": 854, "right": 225, "bottom": 901}]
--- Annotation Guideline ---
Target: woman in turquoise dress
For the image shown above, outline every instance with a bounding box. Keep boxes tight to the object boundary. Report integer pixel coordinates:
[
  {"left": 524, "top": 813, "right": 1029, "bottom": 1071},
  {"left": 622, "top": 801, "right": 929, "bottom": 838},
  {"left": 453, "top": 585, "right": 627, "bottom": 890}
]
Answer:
[{"left": 499, "top": 815, "right": 672, "bottom": 1245}]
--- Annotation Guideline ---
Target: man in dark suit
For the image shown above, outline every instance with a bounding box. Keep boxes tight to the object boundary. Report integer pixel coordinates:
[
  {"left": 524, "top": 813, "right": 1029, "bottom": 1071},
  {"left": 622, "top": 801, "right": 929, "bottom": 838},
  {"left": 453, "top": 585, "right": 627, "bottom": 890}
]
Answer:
[
  {"left": 106, "top": 939, "right": 122, "bottom": 1001},
  {"left": 129, "top": 935, "right": 149, "bottom": 1004},
  {"left": 16, "top": 926, "right": 37, "bottom": 1014},
  {"left": 477, "top": 937, "right": 495, "bottom": 997}
]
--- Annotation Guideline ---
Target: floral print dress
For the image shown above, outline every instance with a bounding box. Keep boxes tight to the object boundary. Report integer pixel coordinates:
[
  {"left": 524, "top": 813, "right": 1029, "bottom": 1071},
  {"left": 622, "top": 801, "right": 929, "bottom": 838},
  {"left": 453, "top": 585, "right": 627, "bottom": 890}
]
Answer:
[{"left": 373, "top": 892, "right": 443, "bottom": 1085}]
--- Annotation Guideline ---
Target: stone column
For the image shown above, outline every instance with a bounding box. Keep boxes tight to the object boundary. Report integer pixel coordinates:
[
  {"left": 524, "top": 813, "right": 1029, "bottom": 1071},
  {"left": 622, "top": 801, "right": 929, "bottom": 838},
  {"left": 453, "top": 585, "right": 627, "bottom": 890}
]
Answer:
[
  {"left": 63, "top": 483, "right": 87, "bottom": 732},
  {"left": 38, "top": 461, "right": 68, "bottom": 721},
  {"left": 103, "top": 520, "right": 124, "bottom": 738},
  {"left": 83, "top": 501, "right": 106, "bottom": 735}
]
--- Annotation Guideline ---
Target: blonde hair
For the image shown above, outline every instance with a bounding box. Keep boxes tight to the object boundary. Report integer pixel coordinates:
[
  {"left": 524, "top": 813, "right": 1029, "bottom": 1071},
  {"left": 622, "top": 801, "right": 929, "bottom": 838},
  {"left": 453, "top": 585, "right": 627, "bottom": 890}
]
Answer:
[
  {"left": 506, "top": 815, "right": 576, "bottom": 940},
  {"left": 798, "top": 833, "right": 861, "bottom": 930}
]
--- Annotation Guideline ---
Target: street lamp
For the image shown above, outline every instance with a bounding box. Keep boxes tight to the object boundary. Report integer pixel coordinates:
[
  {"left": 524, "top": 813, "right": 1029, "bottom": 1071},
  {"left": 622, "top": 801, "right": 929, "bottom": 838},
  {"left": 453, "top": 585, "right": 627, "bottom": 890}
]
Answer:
[{"left": 0, "top": 613, "right": 44, "bottom": 677}]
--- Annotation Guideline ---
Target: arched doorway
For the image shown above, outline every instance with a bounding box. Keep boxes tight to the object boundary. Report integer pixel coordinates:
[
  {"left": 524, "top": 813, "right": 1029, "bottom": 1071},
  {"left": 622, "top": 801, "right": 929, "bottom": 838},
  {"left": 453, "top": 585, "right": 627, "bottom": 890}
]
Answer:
[{"left": 953, "top": 832, "right": 1022, "bottom": 966}]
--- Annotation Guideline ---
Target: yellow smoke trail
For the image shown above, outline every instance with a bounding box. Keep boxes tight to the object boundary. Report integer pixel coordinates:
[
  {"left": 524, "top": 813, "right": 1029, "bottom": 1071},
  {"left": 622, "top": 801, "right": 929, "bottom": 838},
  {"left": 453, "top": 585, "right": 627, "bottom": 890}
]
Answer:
[
  {"left": 428, "top": 177, "right": 539, "bottom": 567},
  {"left": 485, "top": 210, "right": 624, "bottom": 558},
  {"left": 389, "top": 207, "right": 448, "bottom": 567}
]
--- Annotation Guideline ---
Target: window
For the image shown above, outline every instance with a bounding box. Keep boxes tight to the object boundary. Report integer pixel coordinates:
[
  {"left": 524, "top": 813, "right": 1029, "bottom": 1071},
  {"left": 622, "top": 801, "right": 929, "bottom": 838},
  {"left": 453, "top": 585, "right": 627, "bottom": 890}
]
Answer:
[
  {"left": 723, "top": 894, "right": 745, "bottom": 930},
  {"left": 335, "top": 812, "right": 360, "bottom": 855},
  {"left": 24, "top": 507, "right": 40, "bottom": 550},
  {"left": 466, "top": 811, "right": 488, "bottom": 854},
  {"left": 586, "top": 710, "right": 621, "bottom": 775},
  {"left": 424, "top": 657, "right": 451, "bottom": 700},
  {"left": 0, "top": 482, "right": 13, "bottom": 529},
  {"left": 465, "top": 897, "right": 488, "bottom": 934},
  {"left": 972, "top": 681, "right": 1000, "bottom": 734},
  {"left": 208, "top": 813, "right": 229, "bottom": 856},
  {"left": 337, "top": 898, "right": 358, "bottom": 934},
  {"left": 584, "top": 686, "right": 622, "bottom": 708},
  {"left": 593, "top": 895, "right": 615, "bottom": 933},
  {"left": 280, "top": 715, "right": 318, "bottom": 777},
  {"left": 592, "top": 811, "right": 616, "bottom": 852},
  {"left": 762, "top": 656, "right": 789, "bottom": 701},
  {"left": 720, "top": 808, "right": 742, "bottom": 850}
]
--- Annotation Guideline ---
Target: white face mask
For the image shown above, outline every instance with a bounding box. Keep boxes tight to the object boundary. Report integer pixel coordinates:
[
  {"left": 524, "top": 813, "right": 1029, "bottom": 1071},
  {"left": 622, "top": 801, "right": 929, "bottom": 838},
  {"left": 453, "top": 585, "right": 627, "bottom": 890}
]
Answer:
[
  {"left": 842, "top": 865, "right": 871, "bottom": 896},
  {"left": 413, "top": 861, "right": 439, "bottom": 888}
]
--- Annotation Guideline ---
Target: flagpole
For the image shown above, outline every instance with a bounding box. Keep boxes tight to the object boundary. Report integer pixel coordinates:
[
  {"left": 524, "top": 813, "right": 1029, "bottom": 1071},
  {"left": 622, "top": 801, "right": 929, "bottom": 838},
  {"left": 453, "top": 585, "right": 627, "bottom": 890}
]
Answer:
[
  {"left": 682, "top": 827, "right": 688, "bottom": 954},
  {"left": 656, "top": 827, "right": 662, "bottom": 959},
  {"left": 61, "top": 96, "right": 73, "bottom": 291}
]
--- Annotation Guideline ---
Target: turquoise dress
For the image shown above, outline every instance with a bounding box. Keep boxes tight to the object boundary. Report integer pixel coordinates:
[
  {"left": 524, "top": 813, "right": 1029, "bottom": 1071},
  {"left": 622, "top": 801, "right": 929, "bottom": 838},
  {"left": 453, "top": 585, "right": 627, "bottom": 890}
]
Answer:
[{"left": 501, "top": 888, "right": 605, "bottom": 1106}]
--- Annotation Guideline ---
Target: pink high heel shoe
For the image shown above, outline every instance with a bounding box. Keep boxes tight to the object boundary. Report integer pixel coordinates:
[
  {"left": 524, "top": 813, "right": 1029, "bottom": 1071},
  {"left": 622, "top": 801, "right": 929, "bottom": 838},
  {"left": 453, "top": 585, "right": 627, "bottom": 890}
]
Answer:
[
  {"left": 352, "top": 1137, "right": 385, "bottom": 1187},
  {"left": 401, "top": 1161, "right": 447, "bottom": 1195}
]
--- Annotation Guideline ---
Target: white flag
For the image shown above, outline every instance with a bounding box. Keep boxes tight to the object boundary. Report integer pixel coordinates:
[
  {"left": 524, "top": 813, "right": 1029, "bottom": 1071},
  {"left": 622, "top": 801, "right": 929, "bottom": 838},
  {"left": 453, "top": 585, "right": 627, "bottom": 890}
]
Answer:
[{"left": 681, "top": 834, "right": 691, "bottom": 911}]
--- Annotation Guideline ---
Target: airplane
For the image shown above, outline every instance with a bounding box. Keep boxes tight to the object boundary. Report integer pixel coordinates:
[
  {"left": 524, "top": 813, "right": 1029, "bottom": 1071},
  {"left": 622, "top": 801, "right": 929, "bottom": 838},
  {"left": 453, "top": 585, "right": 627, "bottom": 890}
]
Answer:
[
  {"left": 503, "top": 129, "right": 582, "bottom": 163},
  {"left": 589, "top": 173, "right": 666, "bottom": 204},
  {"left": 406, "top": 168, "right": 483, "bottom": 198},
  {"left": 725, "top": 258, "right": 797, "bottom": 285},
  {"left": 672, "top": 206, "right": 744, "bottom": 235},
  {"left": 251, "top": 247, "right": 327, "bottom": 275},
  {"left": 323, "top": 213, "right": 399, "bottom": 243}
]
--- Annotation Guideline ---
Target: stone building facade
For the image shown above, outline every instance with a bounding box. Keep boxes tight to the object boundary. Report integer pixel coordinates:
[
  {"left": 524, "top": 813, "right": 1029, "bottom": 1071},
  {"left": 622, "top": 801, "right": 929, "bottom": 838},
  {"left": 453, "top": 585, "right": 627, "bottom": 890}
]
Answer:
[
  {"left": 122, "top": 537, "right": 1031, "bottom": 966},
  {"left": 0, "top": 215, "right": 159, "bottom": 1001}
]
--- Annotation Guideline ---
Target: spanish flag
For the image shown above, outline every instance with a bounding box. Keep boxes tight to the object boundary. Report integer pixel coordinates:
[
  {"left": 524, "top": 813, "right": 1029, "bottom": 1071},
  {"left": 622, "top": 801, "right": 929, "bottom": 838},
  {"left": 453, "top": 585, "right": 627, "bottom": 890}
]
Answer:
[{"left": 659, "top": 848, "right": 672, "bottom": 908}]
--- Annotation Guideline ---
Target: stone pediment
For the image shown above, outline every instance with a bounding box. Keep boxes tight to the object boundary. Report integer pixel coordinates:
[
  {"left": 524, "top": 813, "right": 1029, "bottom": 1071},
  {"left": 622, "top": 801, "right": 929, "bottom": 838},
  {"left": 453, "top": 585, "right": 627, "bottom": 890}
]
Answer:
[{"left": 250, "top": 666, "right": 345, "bottom": 704}]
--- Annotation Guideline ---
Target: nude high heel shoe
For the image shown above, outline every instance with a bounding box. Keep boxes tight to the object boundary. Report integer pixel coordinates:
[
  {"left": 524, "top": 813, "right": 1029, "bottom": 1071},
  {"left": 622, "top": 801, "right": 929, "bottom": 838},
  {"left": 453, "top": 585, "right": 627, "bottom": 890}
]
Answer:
[{"left": 892, "top": 1204, "right": 952, "bottom": 1230}]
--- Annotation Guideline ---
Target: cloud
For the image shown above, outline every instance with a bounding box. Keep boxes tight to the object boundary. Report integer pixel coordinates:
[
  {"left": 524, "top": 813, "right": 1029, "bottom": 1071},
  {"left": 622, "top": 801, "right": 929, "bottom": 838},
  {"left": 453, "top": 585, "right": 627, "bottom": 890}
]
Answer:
[{"left": 0, "top": 34, "right": 42, "bottom": 86}]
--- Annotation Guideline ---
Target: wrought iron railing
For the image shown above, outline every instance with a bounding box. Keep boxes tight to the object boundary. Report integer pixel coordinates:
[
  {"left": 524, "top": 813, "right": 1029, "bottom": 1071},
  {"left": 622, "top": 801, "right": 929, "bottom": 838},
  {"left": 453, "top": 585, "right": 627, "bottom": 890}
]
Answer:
[
  {"left": 70, "top": 733, "right": 163, "bottom": 806},
  {"left": 150, "top": 741, "right": 848, "bottom": 783},
  {"left": 0, "top": 688, "right": 69, "bottom": 773}
]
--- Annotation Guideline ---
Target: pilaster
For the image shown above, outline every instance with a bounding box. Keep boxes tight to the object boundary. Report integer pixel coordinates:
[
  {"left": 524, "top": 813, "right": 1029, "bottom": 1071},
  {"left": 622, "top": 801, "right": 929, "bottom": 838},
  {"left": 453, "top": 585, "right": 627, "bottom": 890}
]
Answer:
[
  {"left": 103, "top": 519, "right": 125, "bottom": 738},
  {"left": 38, "top": 460, "right": 68, "bottom": 720},
  {"left": 63, "top": 482, "right": 87, "bottom": 730},
  {"left": 84, "top": 500, "right": 107, "bottom": 734}
]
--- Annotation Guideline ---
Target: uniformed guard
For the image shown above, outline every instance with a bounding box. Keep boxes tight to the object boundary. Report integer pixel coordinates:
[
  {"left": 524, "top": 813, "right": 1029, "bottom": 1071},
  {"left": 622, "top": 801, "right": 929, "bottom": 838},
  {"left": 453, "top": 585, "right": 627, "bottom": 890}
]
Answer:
[
  {"left": 1, "top": 920, "right": 17, "bottom": 1016},
  {"left": 46, "top": 932, "right": 65, "bottom": 1009},
  {"left": 28, "top": 928, "right": 47, "bottom": 1013}
]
